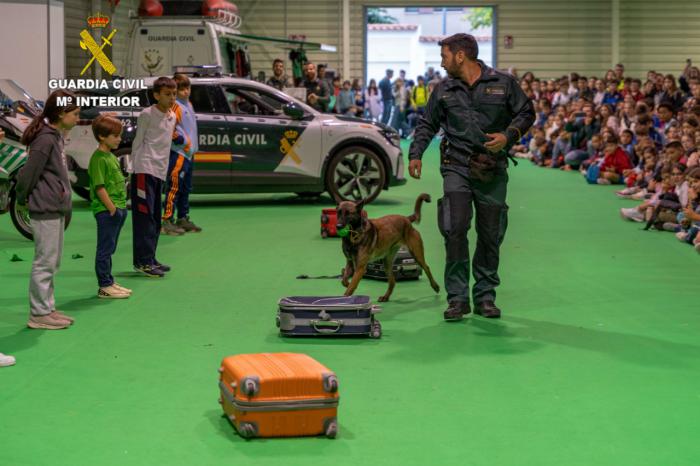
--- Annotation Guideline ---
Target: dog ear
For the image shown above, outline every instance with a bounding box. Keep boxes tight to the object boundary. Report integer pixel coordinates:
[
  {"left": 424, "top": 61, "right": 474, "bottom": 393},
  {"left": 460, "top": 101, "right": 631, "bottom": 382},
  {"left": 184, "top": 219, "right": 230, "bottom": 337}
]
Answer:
[{"left": 331, "top": 191, "right": 343, "bottom": 206}]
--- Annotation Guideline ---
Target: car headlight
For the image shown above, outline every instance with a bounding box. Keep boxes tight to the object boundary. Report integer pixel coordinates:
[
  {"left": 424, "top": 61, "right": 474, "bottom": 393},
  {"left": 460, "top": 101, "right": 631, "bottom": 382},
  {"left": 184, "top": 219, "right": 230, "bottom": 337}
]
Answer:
[{"left": 380, "top": 129, "right": 401, "bottom": 148}]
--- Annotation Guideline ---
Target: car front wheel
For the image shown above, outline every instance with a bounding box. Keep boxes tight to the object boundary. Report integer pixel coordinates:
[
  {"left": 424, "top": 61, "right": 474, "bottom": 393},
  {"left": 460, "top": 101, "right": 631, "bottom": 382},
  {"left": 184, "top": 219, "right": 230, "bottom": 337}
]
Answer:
[{"left": 325, "top": 146, "right": 386, "bottom": 203}]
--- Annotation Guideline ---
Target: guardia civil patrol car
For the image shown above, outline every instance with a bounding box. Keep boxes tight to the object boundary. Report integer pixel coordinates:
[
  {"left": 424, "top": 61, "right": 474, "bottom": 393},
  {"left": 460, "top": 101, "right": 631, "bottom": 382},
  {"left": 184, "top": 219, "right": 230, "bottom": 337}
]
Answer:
[{"left": 66, "top": 75, "right": 406, "bottom": 203}]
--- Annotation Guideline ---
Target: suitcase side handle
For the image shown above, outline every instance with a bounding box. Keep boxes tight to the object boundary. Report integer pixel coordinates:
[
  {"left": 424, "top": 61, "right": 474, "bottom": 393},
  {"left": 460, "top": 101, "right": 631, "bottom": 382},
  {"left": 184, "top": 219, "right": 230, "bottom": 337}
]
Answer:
[{"left": 311, "top": 319, "right": 343, "bottom": 334}]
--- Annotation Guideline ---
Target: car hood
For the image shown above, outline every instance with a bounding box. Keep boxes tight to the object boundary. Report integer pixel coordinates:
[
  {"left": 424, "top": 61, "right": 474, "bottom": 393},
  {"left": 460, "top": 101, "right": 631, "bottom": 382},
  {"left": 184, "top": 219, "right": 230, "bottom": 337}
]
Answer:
[{"left": 333, "top": 115, "right": 396, "bottom": 133}]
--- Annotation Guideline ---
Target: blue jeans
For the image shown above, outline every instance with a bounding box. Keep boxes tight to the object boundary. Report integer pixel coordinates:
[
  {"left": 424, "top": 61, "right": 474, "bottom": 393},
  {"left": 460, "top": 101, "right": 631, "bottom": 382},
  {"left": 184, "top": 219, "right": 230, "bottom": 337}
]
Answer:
[
  {"left": 380, "top": 100, "right": 393, "bottom": 125},
  {"left": 95, "top": 208, "right": 127, "bottom": 287},
  {"left": 564, "top": 149, "right": 589, "bottom": 168}
]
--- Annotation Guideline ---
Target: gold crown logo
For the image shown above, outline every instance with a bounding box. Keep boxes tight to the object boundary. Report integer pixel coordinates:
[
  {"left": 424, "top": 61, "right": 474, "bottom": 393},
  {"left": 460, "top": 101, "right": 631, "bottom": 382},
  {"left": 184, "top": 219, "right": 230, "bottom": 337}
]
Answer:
[
  {"left": 284, "top": 130, "right": 299, "bottom": 139},
  {"left": 87, "top": 13, "right": 110, "bottom": 28}
]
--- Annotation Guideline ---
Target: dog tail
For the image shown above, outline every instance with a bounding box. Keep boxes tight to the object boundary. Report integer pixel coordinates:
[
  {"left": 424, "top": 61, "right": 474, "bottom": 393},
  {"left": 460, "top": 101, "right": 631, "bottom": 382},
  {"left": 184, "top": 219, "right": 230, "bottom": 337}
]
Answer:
[{"left": 407, "top": 193, "right": 431, "bottom": 224}]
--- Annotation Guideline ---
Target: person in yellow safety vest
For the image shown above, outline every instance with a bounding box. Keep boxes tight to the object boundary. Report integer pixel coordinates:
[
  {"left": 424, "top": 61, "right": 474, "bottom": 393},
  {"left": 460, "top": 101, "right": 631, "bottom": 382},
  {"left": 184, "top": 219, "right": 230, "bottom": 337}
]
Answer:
[{"left": 408, "top": 76, "right": 430, "bottom": 133}]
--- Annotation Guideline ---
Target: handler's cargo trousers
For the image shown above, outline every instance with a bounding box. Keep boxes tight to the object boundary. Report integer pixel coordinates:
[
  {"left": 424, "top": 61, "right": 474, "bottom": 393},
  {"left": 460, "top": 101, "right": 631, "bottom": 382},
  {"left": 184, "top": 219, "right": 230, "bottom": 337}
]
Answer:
[{"left": 438, "top": 162, "right": 509, "bottom": 305}]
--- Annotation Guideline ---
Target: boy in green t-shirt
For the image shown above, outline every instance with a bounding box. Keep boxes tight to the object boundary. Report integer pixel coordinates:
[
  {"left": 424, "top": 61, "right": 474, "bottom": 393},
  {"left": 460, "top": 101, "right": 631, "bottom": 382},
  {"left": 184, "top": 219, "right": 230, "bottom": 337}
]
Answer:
[{"left": 88, "top": 115, "right": 132, "bottom": 298}]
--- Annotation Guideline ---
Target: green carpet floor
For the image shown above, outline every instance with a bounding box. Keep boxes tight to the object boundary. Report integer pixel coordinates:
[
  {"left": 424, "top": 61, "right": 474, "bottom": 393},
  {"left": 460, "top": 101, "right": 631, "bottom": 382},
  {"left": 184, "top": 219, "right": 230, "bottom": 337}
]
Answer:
[{"left": 1, "top": 140, "right": 699, "bottom": 466}]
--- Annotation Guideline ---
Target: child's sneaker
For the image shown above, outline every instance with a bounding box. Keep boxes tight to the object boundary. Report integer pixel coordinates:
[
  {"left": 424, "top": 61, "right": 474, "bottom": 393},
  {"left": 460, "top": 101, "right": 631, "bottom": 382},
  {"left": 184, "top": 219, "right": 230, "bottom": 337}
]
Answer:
[
  {"left": 630, "top": 190, "right": 647, "bottom": 200},
  {"left": 0, "top": 353, "right": 16, "bottom": 367},
  {"left": 676, "top": 231, "right": 688, "bottom": 242},
  {"left": 51, "top": 310, "right": 75, "bottom": 325},
  {"left": 154, "top": 260, "right": 171, "bottom": 272},
  {"left": 176, "top": 217, "right": 202, "bottom": 232},
  {"left": 620, "top": 207, "right": 644, "bottom": 222},
  {"left": 597, "top": 178, "right": 612, "bottom": 185},
  {"left": 113, "top": 283, "right": 132, "bottom": 294},
  {"left": 162, "top": 219, "right": 185, "bottom": 236},
  {"left": 134, "top": 264, "right": 165, "bottom": 278},
  {"left": 98, "top": 285, "right": 130, "bottom": 299},
  {"left": 27, "top": 314, "right": 70, "bottom": 330}
]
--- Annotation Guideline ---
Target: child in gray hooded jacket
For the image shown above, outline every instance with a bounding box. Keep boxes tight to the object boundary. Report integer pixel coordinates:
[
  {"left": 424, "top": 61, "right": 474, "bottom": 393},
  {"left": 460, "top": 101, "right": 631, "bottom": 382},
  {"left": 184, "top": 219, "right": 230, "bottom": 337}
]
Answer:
[{"left": 15, "top": 90, "right": 80, "bottom": 330}]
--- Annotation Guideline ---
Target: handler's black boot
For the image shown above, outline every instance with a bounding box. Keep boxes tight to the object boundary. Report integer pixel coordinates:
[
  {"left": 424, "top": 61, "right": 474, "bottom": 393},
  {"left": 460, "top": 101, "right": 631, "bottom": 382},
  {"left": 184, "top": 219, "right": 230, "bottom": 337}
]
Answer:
[
  {"left": 444, "top": 301, "right": 471, "bottom": 322},
  {"left": 474, "top": 300, "right": 501, "bottom": 319}
]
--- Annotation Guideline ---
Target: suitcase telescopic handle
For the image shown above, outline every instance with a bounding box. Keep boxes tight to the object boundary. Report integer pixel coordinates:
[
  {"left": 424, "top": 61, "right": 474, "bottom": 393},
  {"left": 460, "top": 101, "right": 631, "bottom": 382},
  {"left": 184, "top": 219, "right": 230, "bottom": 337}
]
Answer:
[{"left": 311, "top": 319, "right": 343, "bottom": 333}]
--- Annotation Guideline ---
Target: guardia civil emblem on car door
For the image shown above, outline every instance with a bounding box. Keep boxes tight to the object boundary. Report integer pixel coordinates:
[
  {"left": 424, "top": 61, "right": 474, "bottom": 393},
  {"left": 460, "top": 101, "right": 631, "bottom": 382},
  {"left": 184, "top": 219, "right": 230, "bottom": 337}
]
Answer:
[{"left": 280, "top": 130, "right": 301, "bottom": 164}]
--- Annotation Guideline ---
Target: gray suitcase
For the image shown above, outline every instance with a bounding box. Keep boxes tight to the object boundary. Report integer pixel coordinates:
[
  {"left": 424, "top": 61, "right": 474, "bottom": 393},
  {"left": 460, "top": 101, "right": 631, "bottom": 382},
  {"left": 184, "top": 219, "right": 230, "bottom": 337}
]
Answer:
[
  {"left": 277, "top": 296, "right": 382, "bottom": 338},
  {"left": 365, "top": 247, "right": 422, "bottom": 281}
]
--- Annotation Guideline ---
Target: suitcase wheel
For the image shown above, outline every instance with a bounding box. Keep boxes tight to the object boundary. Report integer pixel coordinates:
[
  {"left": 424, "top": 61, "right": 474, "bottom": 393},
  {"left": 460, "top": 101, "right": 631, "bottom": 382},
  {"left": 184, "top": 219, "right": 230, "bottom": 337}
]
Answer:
[
  {"left": 322, "top": 373, "right": 339, "bottom": 393},
  {"left": 369, "top": 321, "right": 382, "bottom": 339},
  {"left": 238, "top": 422, "right": 258, "bottom": 439},
  {"left": 241, "top": 376, "right": 260, "bottom": 397},
  {"left": 324, "top": 418, "right": 338, "bottom": 439}
]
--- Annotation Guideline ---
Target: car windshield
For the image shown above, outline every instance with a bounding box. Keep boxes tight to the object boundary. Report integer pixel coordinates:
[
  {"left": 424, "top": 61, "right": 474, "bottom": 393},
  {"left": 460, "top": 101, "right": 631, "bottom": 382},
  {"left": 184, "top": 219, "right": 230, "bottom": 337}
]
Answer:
[{"left": 0, "top": 79, "right": 42, "bottom": 118}]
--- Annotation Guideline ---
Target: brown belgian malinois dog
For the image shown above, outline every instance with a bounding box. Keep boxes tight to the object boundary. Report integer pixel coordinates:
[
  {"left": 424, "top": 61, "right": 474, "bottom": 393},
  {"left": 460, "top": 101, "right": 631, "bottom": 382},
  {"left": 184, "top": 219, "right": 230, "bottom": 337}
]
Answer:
[{"left": 336, "top": 193, "right": 440, "bottom": 302}]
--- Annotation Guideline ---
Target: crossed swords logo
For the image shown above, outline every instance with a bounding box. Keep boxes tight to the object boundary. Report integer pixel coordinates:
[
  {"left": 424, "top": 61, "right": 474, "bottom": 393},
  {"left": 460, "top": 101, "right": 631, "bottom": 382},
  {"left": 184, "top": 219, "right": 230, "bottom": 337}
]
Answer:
[{"left": 79, "top": 28, "right": 117, "bottom": 76}]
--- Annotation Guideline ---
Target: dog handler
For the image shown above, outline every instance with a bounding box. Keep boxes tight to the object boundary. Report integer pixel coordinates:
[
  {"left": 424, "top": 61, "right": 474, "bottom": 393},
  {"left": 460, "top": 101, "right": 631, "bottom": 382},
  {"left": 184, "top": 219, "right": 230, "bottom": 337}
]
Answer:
[{"left": 408, "top": 33, "right": 535, "bottom": 321}]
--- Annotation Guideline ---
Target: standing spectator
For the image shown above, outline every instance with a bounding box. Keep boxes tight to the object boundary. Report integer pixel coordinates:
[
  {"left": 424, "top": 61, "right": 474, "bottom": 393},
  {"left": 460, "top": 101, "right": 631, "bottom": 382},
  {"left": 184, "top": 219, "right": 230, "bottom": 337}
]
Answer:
[
  {"left": 15, "top": 90, "right": 80, "bottom": 329},
  {"left": 351, "top": 78, "right": 365, "bottom": 117},
  {"left": 266, "top": 58, "right": 290, "bottom": 90},
  {"left": 0, "top": 128, "right": 17, "bottom": 361},
  {"left": 379, "top": 69, "right": 394, "bottom": 124},
  {"left": 391, "top": 78, "right": 409, "bottom": 135},
  {"left": 88, "top": 116, "right": 131, "bottom": 299},
  {"left": 336, "top": 80, "right": 357, "bottom": 116},
  {"left": 408, "top": 75, "right": 429, "bottom": 130},
  {"left": 424, "top": 66, "right": 435, "bottom": 83},
  {"left": 130, "top": 77, "right": 179, "bottom": 278},
  {"left": 302, "top": 63, "right": 330, "bottom": 112},
  {"left": 364, "top": 79, "right": 383, "bottom": 121},
  {"left": 163, "top": 73, "right": 201, "bottom": 235}
]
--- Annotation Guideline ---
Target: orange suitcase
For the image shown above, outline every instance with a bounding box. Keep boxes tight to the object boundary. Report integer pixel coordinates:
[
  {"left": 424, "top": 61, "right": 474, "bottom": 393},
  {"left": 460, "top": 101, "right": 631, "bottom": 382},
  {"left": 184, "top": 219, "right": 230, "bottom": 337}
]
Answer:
[{"left": 218, "top": 353, "right": 340, "bottom": 439}]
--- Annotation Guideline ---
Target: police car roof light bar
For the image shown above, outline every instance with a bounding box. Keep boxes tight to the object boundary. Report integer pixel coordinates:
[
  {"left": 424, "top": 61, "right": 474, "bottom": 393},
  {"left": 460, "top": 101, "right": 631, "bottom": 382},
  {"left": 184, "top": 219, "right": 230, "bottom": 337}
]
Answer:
[{"left": 172, "top": 65, "right": 223, "bottom": 77}]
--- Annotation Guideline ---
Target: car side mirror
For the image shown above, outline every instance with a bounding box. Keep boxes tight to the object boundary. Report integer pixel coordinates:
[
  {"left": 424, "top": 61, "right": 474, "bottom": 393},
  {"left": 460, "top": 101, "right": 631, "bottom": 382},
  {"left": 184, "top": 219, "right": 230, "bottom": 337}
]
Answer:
[{"left": 283, "top": 103, "right": 305, "bottom": 120}]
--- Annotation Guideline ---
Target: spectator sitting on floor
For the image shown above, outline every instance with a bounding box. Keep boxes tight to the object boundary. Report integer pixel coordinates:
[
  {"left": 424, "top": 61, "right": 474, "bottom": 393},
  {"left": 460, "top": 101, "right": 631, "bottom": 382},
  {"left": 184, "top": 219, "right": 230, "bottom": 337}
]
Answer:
[
  {"left": 602, "top": 80, "right": 622, "bottom": 108},
  {"left": 654, "top": 101, "right": 679, "bottom": 134},
  {"left": 596, "top": 134, "right": 633, "bottom": 185},
  {"left": 552, "top": 78, "right": 572, "bottom": 108}
]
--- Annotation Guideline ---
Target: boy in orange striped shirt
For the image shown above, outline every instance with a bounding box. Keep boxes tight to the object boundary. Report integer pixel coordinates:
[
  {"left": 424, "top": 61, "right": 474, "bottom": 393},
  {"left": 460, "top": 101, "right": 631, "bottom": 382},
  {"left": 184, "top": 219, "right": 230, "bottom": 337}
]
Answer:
[{"left": 162, "top": 73, "right": 201, "bottom": 235}]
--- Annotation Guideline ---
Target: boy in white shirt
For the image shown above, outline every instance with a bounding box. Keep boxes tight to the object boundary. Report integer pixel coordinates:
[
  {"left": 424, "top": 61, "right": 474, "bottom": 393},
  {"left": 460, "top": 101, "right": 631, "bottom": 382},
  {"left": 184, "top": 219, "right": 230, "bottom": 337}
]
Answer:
[{"left": 130, "top": 77, "right": 182, "bottom": 277}]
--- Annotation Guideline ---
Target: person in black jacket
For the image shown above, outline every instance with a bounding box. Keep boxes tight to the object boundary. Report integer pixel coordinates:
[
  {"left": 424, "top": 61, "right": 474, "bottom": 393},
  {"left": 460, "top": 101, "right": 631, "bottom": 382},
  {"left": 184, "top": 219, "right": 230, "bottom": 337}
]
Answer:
[
  {"left": 408, "top": 33, "right": 535, "bottom": 321},
  {"left": 15, "top": 90, "right": 80, "bottom": 330}
]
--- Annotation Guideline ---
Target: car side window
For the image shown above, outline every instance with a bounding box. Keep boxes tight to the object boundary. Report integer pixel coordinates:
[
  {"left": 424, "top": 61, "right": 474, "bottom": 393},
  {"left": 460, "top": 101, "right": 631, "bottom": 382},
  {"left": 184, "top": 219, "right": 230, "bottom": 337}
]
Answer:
[
  {"left": 223, "top": 86, "right": 287, "bottom": 117},
  {"left": 188, "top": 85, "right": 231, "bottom": 115}
]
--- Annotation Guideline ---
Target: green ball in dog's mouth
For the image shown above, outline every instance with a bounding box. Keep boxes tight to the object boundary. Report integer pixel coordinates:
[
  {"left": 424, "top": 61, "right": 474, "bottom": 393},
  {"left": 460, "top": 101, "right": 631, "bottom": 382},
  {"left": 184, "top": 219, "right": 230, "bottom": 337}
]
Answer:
[{"left": 337, "top": 225, "right": 350, "bottom": 237}]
